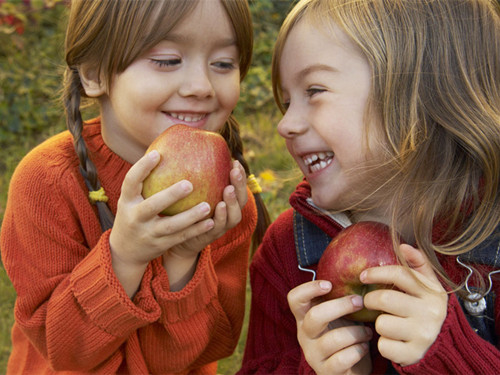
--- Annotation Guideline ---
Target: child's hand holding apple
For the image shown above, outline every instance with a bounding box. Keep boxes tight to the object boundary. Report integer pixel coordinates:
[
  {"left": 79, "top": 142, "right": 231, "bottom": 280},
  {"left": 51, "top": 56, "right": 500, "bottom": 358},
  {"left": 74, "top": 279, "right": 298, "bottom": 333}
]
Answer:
[
  {"left": 309, "top": 221, "right": 447, "bottom": 367},
  {"left": 287, "top": 280, "right": 373, "bottom": 374},
  {"left": 109, "top": 125, "right": 248, "bottom": 295},
  {"left": 360, "top": 244, "right": 448, "bottom": 366}
]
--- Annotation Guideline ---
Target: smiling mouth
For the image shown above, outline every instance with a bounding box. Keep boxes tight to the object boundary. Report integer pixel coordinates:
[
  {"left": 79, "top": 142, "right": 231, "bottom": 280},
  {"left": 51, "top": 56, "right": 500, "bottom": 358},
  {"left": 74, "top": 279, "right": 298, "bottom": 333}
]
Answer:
[
  {"left": 169, "top": 112, "right": 207, "bottom": 122},
  {"left": 303, "top": 151, "right": 334, "bottom": 173}
]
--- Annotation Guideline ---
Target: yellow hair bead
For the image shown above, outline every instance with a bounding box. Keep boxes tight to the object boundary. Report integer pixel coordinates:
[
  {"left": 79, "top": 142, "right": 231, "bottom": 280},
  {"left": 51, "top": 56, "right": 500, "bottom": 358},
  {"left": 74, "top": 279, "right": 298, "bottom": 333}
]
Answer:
[
  {"left": 88, "top": 187, "right": 109, "bottom": 204},
  {"left": 247, "top": 174, "right": 263, "bottom": 194}
]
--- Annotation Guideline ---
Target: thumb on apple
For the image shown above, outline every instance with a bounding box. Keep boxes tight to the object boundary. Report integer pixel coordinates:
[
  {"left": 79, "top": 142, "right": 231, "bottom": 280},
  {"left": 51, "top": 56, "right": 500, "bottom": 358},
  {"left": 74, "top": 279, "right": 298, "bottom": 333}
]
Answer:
[
  {"left": 287, "top": 280, "right": 332, "bottom": 321},
  {"left": 122, "top": 150, "right": 161, "bottom": 199}
]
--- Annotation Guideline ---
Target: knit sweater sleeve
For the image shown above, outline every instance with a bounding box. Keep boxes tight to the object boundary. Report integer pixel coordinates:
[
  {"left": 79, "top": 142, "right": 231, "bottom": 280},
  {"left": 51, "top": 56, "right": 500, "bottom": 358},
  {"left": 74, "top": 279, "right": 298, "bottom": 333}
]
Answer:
[
  {"left": 238, "top": 209, "right": 316, "bottom": 375},
  {"left": 0, "top": 143, "right": 161, "bottom": 371}
]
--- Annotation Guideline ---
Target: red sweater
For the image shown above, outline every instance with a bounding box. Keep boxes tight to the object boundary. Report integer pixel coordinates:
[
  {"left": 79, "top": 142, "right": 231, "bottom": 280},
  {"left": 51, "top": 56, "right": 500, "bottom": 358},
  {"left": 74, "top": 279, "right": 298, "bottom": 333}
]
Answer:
[
  {"left": 239, "top": 181, "right": 500, "bottom": 374},
  {"left": 0, "top": 119, "right": 258, "bottom": 374}
]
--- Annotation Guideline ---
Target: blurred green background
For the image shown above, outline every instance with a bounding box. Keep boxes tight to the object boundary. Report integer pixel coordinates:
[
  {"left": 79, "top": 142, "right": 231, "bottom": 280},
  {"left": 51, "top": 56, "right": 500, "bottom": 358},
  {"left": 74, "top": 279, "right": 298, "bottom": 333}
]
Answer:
[{"left": 0, "top": 0, "right": 300, "bottom": 373}]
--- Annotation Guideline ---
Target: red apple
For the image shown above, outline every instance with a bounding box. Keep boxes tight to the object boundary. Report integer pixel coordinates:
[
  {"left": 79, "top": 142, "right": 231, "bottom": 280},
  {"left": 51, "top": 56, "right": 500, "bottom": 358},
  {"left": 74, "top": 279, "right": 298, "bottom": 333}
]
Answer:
[
  {"left": 316, "top": 221, "right": 399, "bottom": 322},
  {"left": 142, "top": 124, "right": 232, "bottom": 216}
]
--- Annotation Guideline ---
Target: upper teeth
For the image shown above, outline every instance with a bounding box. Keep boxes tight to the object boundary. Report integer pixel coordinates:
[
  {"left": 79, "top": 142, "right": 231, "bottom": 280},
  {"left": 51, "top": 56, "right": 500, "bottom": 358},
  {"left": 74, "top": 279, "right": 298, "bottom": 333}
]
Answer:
[
  {"left": 170, "top": 113, "right": 205, "bottom": 122},
  {"left": 303, "top": 151, "right": 334, "bottom": 173}
]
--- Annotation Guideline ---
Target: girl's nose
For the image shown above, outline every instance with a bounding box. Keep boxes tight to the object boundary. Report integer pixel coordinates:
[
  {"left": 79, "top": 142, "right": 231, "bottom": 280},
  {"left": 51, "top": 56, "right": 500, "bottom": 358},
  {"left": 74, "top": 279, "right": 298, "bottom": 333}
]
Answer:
[
  {"left": 178, "top": 65, "right": 215, "bottom": 98},
  {"left": 277, "top": 110, "right": 308, "bottom": 139}
]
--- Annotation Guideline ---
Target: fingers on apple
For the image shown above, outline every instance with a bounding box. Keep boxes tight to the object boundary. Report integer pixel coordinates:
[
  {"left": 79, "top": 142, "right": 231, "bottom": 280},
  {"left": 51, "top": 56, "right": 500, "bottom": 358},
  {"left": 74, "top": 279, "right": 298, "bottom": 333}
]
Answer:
[
  {"left": 223, "top": 185, "right": 243, "bottom": 227},
  {"left": 302, "top": 295, "right": 365, "bottom": 337},
  {"left": 138, "top": 180, "right": 194, "bottom": 219},
  {"left": 361, "top": 259, "right": 444, "bottom": 299},
  {"left": 210, "top": 201, "right": 228, "bottom": 234},
  {"left": 287, "top": 281, "right": 329, "bottom": 322},
  {"left": 363, "top": 289, "right": 414, "bottom": 318},
  {"left": 153, "top": 204, "right": 215, "bottom": 240},
  {"left": 230, "top": 160, "right": 248, "bottom": 207},
  {"left": 122, "top": 150, "right": 160, "bottom": 198},
  {"left": 288, "top": 281, "right": 365, "bottom": 323},
  {"left": 168, "top": 216, "right": 216, "bottom": 244}
]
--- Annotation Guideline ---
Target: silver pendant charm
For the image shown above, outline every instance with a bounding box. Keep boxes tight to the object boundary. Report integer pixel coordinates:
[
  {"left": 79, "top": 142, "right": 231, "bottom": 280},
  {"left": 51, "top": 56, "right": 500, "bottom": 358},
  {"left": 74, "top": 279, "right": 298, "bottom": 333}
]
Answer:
[{"left": 463, "top": 292, "right": 487, "bottom": 316}]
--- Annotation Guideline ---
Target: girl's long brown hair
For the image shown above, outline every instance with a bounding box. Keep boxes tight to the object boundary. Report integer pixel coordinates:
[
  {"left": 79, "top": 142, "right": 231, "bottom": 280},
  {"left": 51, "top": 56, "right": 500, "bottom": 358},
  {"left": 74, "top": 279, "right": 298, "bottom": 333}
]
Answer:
[
  {"left": 62, "top": 0, "right": 270, "bottom": 250},
  {"left": 272, "top": 0, "right": 500, "bottom": 293}
]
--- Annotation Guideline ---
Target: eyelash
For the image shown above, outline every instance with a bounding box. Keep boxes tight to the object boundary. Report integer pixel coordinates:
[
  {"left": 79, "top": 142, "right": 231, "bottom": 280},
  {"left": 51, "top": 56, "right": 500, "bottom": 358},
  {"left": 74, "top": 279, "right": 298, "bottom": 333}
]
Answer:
[
  {"left": 151, "top": 58, "right": 181, "bottom": 68},
  {"left": 306, "top": 87, "right": 325, "bottom": 97},
  {"left": 213, "top": 61, "right": 236, "bottom": 70},
  {"left": 281, "top": 87, "right": 325, "bottom": 110},
  {"left": 150, "top": 59, "right": 236, "bottom": 71}
]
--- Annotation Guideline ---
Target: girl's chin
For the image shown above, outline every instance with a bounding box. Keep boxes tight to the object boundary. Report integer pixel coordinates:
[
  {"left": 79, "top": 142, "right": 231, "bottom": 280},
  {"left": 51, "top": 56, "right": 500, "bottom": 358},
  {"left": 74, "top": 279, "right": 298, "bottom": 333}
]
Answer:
[
  {"left": 310, "top": 189, "right": 352, "bottom": 213},
  {"left": 310, "top": 194, "right": 336, "bottom": 212}
]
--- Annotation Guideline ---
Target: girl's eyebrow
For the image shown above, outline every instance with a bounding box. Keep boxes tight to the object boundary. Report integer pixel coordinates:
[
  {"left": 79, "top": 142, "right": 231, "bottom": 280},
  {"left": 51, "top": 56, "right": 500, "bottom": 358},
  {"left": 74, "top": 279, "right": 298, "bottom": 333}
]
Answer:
[
  {"left": 164, "top": 32, "right": 237, "bottom": 48},
  {"left": 297, "top": 64, "right": 338, "bottom": 79}
]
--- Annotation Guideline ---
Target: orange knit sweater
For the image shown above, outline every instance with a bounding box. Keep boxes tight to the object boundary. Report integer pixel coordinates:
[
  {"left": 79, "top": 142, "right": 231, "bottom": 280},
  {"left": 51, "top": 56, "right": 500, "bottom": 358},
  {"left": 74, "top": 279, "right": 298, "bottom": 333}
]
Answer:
[{"left": 0, "top": 119, "right": 257, "bottom": 374}]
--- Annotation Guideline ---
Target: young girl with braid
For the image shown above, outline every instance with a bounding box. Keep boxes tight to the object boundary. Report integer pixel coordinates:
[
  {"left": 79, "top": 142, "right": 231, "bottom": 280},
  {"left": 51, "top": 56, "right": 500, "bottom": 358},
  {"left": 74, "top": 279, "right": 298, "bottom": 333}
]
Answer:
[
  {"left": 239, "top": 0, "right": 500, "bottom": 374},
  {"left": 0, "top": 0, "right": 269, "bottom": 373}
]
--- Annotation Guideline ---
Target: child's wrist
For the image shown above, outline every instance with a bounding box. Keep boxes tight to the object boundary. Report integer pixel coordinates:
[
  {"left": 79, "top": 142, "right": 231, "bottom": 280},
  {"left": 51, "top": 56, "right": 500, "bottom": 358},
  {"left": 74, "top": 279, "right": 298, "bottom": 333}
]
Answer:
[{"left": 162, "top": 251, "right": 200, "bottom": 291}]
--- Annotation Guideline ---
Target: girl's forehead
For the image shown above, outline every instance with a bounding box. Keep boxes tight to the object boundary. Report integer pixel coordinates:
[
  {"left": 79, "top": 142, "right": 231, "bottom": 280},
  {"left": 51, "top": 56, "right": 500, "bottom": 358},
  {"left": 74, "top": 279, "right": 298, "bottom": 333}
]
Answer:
[{"left": 140, "top": 1, "right": 237, "bottom": 47}]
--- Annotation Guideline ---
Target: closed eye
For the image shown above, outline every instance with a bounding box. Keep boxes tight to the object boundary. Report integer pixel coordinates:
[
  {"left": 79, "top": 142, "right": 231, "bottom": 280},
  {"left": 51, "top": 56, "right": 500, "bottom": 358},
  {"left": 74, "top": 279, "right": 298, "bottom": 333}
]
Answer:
[
  {"left": 212, "top": 61, "right": 237, "bottom": 71},
  {"left": 150, "top": 58, "right": 181, "bottom": 68},
  {"left": 306, "top": 87, "right": 326, "bottom": 97}
]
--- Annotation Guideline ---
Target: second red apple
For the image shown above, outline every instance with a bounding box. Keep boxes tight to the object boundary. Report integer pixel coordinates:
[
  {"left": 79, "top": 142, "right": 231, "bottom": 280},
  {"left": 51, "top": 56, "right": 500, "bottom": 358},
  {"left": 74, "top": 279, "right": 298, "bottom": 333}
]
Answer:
[{"left": 316, "top": 221, "right": 399, "bottom": 322}]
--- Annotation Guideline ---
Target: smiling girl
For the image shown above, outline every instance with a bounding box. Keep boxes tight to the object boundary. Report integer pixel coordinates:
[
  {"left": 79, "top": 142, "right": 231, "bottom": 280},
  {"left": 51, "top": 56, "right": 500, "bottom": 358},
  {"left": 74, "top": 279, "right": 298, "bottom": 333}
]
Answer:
[
  {"left": 239, "top": 0, "right": 500, "bottom": 374},
  {"left": 0, "top": 0, "right": 269, "bottom": 373}
]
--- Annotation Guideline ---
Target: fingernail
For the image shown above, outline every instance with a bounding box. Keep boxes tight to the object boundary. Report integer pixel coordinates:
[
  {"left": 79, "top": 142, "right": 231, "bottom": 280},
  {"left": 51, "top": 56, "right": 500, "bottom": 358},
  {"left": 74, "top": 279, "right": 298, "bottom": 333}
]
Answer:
[
  {"left": 360, "top": 270, "right": 367, "bottom": 282},
  {"left": 206, "top": 219, "right": 214, "bottom": 230},
  {"left": 351, "top": 295, "right": 364, "bottom": 308},
  {"left": 319, "top": 280, "right": 331, "bottom": 290},
  {"left": 180, "top": 181, "right": 192, "bottom": 192},
  {"left": 199, "top": 202, "right": 210, "bottom": 213},
  {"left": 234, "top": 169, "right": 243, "bottom": 181},
  {"left": 148, "top": 150, "right": 159, "bottom": 160},
  {"left": 227, "top": 185, "right": 236, "bottom": 197}
]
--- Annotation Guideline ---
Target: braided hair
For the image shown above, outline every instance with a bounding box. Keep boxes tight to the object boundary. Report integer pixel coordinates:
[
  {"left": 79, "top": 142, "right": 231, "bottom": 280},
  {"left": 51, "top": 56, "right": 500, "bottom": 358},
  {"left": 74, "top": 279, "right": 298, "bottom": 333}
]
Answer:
[{"left": 62, "top": 67, "right": 115, "bottom": 231}]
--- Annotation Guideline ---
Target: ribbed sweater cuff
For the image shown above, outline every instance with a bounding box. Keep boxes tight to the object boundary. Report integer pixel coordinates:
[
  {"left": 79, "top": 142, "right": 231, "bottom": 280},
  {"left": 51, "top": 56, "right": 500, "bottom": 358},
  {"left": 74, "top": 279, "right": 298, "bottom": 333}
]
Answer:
[
  {"left": 71, "top": 230, "right": 161, "bottom": 337},
  {"left": 394, "top": 293, "right": 499, "bottom": 374},
  {"left": 151, "top": 247, "right": 218, "bottom": 324}
]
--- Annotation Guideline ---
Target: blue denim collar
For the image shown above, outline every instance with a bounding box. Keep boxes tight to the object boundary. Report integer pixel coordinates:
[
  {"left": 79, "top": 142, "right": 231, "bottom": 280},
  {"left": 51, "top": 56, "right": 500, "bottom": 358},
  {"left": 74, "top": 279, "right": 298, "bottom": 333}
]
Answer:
[
  {"left": 460, "top": 226, "right": 500, "bottom": 267},
  {"left": 293, "top": 206, "right": 350, "bottom": 268}
]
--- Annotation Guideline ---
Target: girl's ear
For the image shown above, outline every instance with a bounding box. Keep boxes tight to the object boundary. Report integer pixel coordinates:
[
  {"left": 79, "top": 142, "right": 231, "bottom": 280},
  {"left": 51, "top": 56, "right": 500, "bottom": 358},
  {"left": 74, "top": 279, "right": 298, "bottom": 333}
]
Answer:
[{"left": 79, "top": 65, "right": 106, "bottom": 97}]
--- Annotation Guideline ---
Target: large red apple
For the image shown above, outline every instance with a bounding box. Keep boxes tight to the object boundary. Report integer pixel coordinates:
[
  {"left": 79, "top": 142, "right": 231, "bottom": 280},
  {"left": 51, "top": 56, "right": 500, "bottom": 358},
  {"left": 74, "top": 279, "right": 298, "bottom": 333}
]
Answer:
[
  {"left": 316, "top": 221, "right": 399, "bottom": 322},
  {"left": 142, "top": 124, "right": 232, "bottom": 216}
]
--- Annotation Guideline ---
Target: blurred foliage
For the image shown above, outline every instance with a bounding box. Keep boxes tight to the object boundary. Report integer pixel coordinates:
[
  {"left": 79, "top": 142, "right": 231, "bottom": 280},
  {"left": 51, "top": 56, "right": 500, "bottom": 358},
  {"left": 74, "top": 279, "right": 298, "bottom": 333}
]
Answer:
[
  {"left": 238, "top": 0, "right": 297, "bottom": 116},
  {"left": 0, "top": 0, "right": 67, "bottom": 147}
]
